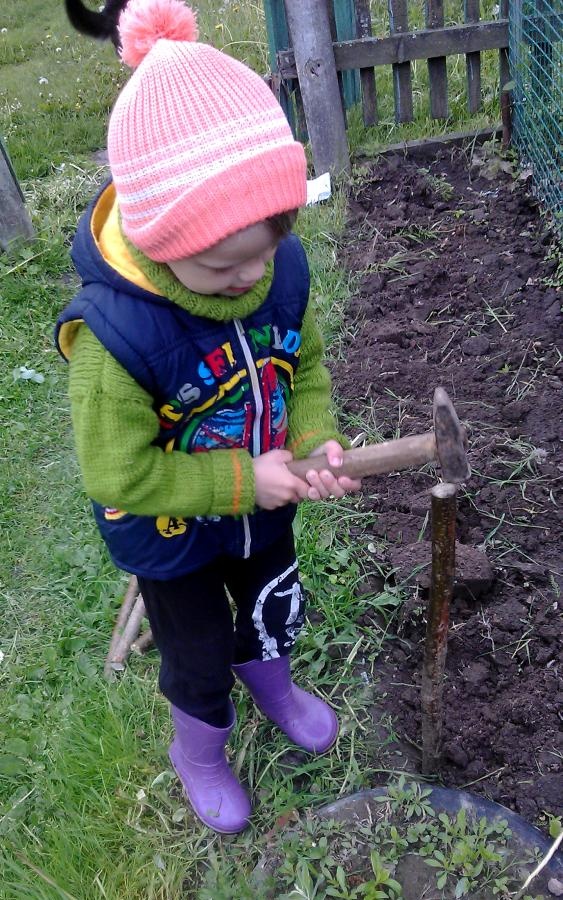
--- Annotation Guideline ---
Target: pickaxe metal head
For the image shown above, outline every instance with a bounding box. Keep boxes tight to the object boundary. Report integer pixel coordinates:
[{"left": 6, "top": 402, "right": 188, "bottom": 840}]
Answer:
[
  {"left": 432, "top": 387, "right": 471, "bottom": 483},
  {"left": 287, "top": 387, "right": 471, "bottom": 484}
]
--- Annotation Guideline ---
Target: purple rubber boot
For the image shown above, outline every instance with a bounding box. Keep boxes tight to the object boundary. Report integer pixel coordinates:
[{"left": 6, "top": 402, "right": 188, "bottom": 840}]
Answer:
[
  {"left": 169, "top": 702, "right": 251, "bottom": 834},
  {"left": 232, "top": 656, "right": 338, "bottom": 753}
]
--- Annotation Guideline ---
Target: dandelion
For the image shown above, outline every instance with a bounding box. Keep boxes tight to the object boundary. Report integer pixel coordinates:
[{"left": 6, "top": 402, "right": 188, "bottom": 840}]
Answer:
[{"left": 38, "top": 76, "right": 49, "bottom": 85}]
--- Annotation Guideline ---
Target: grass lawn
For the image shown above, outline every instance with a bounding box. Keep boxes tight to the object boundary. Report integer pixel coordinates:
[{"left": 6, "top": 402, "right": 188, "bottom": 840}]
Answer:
[{"left": 1, "top": 1, "right": 509, "bottom": 897}]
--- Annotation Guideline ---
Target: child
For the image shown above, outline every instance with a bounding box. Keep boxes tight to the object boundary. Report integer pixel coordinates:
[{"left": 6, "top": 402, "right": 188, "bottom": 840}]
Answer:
[{"left": 56, "top": 0, "right": 361, "bottom": 834}]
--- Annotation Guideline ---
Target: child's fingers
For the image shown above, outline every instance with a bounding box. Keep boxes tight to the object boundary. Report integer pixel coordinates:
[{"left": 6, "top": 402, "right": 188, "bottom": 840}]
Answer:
[
  {"left": 324, "top": 440, "right": 345, "bottom": 468},
  {"left": 305, "top": 468, "right": 329, "bottom": 499},
  {"left": 337, "top": 476, "right": 362, "bottom": 492},
  {"left": 291, "top": 475, "right": 311, "bottom": 502},
  {"left": 306, "top": 472, "right": 363, "bottom": 500}
]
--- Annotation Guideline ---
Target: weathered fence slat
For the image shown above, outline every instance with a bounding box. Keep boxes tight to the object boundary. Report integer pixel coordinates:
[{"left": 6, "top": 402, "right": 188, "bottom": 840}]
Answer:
[
  {"left": 284, "top": 0, "right": 350, "bottom": 174},
  {"left": 499, "top": 0, "right": 511, "bottom": 145},
  {"left": 464, "top": 0, "right": 482, "bottom": 113},
  {"left": 426, "top": 0, "right": 449, "bottom": 119},
  {"left": 293, "top": 82, "right": 309, "bottom": 143},
  {"left": 354, "top": 0, "right": 377, "bottom": 125},
  {"left": 499, "top": 0, "right": 510, "bottom": 91},
  {"left": 0, "top": 143, "right": 35, "bottom": 251},
  {"left": 278, "top": 21, "right": 509, "bottom": 77},
  {"left": 388, "top": 0, "right": 413, "bottom": 122},
  {"left": 332, "top": 0, "right": 361, "bottom": 109}
]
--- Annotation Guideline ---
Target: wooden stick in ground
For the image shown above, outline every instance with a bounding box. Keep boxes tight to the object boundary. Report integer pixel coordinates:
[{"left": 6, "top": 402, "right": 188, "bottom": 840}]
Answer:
[
  {"left": 421, "top": 482, "right": 457, "bottom": 774},
  {"left": 104, "top": 575, "right": 140, "bottom": 679},
  {"left": 108, "top": 595, "right": 146, "bottom": 673}
]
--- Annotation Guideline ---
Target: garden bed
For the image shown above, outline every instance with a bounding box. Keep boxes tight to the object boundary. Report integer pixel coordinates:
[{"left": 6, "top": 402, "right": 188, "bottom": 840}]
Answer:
[{"left": 330, "top": 143, "right": 562, "bottom": 825}]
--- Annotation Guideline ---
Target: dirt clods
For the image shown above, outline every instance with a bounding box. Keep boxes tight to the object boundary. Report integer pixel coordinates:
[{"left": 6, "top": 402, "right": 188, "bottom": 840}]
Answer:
[{"left": 334, "top": 144, "right": 562, "bottom": 823}]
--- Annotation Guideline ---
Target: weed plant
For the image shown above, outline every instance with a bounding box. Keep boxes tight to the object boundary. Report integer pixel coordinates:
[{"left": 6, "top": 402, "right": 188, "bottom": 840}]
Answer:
[{"left": 200, "top": 779, "right": 542, "bottom": 899}]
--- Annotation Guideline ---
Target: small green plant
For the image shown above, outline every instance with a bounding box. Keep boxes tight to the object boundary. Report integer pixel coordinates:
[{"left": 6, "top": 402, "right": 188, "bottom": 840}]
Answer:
[
  {"left": 375, "top": 775, "right": 434, "bottom": 820},
  {"left": 358, "top": 851, "right": 402, "bottom": 899},
  {"left": 546, "top": 814, "right": 562, "bottom": 839},
  {"left": 541, "top": 241, "right": 563, "bottom": 290},
  {"left": 424, "top": 809, "right": 513, "bottom": 897}
]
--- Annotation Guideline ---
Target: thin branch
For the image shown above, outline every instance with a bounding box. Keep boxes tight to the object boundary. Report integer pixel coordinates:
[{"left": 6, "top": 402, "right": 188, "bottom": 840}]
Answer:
[
  {"left": 512, "top": 831, "right": 563, "bottom": 899},
  {"left": 130, "top": 629, "right": 154, "bottom": 655},
  {"left": 107, "top": 596, "right": 146, "bottom": 674},
  {"left": 104, "top": 575, "right": 139, "bottom": 679}
]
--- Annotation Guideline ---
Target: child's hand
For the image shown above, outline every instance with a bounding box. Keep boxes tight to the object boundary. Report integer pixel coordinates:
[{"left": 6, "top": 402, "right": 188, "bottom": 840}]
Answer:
[
  {"left": 253, "top": 449, "right": 310, "bottom": 510},
  {"left": 304, "top": 440, "right": 362, "bottom": 501}
]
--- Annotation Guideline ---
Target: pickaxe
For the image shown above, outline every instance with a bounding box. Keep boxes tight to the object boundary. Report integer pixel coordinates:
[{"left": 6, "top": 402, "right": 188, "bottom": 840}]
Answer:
[{"left": 287, "top": 387, "right": 470, "bottom": 483}]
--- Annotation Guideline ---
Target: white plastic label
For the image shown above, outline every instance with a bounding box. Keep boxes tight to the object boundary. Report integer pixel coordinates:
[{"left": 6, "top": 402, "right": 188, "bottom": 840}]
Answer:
[{"left": 306, "top": 172, "right": 332, "bottom": 206}]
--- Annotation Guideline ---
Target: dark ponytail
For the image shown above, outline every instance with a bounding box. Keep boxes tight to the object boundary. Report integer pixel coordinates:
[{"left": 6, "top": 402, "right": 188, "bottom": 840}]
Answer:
[{"left": 63, "top": 0, "right": 128, "bottom": 49}]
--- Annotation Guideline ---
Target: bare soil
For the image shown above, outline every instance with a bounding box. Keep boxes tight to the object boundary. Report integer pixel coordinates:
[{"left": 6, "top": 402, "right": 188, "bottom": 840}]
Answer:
[{"left": 331, "top": 145, "right": 562, "bottom": 824}]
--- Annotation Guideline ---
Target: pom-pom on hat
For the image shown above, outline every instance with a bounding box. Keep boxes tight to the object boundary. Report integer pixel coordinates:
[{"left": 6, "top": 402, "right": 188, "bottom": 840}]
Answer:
[{"left": 108, "top": 0, "right": 307, "bottom": 262}]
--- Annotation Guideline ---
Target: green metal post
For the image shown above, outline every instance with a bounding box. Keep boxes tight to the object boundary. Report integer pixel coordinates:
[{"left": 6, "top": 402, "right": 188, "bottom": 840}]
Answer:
[{"left": 263, "top": 0, "right": 290, "bottom": 71}]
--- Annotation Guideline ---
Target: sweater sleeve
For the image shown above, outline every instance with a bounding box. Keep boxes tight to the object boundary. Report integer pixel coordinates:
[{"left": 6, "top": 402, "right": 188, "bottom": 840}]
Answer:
[
  {"left": 68, "top": 325, "right": 256, "bottom": 517},
  {"left": 286, "top": 304, "right": 349, "bottom": 459}
]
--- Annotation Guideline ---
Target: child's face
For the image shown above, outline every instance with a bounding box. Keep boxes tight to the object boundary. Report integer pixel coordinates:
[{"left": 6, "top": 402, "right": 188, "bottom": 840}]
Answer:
[{"left": 168, "top": 221, "right": 280, "bottom": 297}]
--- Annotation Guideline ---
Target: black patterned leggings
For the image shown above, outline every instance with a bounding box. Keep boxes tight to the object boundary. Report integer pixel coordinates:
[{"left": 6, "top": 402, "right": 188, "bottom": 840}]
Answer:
[{"left": 138, "top": 529, "right": 305, "bottom": 727}]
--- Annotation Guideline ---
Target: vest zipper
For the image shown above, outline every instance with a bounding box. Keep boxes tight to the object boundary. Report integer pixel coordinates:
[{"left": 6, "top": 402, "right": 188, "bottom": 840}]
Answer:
[
  {"left": 234, "top": 319, "right": 263, "bottom": 454},
  {"left": 234, "top": 318, "right": 264, "bottom": 558}
]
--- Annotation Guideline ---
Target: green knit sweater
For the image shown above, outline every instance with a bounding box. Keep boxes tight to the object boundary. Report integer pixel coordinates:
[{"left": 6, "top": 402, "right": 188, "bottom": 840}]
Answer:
[{"left": 68, "top": 247, "right": 346, "bottom": 518}]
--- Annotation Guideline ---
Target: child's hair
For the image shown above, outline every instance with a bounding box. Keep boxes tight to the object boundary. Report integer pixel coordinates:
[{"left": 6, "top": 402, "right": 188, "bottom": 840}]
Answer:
[
  {"left": 267, "top": 210, "right": 299, "bottom": 239},
  {"left": 108, "top": 0, "right": 307, "bottom": 263}
]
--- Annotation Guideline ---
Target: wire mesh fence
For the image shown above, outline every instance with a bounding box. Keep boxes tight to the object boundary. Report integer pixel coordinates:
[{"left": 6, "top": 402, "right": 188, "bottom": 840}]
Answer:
[{"left": 510, "top": 0, "right": 563, "bottom": 235}]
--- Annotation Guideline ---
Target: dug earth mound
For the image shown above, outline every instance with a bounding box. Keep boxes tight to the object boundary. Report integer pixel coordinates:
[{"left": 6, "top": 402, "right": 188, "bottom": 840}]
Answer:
[{"left": 332, "top": 144, "right": 562, "bottom": 824}]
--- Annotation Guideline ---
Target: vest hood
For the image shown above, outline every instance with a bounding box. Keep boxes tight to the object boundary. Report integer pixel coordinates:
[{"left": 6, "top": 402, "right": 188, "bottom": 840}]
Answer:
[{"left": 71, "top": 180, "right": 168, "bottom": 302}]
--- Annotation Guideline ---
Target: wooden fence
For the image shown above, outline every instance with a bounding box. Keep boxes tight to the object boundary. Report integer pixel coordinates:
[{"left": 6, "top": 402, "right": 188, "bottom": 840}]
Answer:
[{"left": 269, "top": 0, "right": 511, "bottom": 174}]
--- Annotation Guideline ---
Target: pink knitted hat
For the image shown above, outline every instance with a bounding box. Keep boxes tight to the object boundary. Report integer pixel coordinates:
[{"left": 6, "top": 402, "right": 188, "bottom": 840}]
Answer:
[{"left": 107, "top": 0, "right": 307, "bottom": 261}]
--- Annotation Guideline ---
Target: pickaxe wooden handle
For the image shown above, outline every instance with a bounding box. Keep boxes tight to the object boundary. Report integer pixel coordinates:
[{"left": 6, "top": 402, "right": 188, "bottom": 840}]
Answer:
[{"left": 287, "top": 388, "right": 470, "bottom": 483}]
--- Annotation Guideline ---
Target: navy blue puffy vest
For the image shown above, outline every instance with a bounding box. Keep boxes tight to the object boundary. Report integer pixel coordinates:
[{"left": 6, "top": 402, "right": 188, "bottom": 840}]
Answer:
[{"left": 56, "top": 218, "right": 310, "bottom": 578}]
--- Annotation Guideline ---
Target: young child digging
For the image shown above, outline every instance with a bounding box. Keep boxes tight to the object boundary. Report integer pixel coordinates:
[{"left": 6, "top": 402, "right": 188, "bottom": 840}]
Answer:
[{"left": 56, "top": 0, "right": 361, "bottom": 834}]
